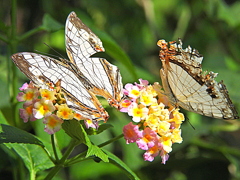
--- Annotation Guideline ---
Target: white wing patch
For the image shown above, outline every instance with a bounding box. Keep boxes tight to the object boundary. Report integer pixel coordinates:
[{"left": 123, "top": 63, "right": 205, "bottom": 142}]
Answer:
[
  {"left": 158, "top": 39, "right": 238, "bottom": 120},
  {"left": 65, "top": 12, "right": 123, "bottom": 107}
]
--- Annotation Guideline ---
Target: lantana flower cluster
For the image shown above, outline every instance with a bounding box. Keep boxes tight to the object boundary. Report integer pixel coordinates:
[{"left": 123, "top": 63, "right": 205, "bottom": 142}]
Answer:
[
  {"left": 120, "top": 79, "right": 185, "bottom": 164},
  {"left": 17, "top": 81, "right": 84, "bottom": 134}
]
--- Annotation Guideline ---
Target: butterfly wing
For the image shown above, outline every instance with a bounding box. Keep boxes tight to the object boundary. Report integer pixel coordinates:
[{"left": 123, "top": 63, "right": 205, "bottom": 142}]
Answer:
[
  {"left": 158, "top": 40, "right": 238, "bottom": 120},
  {"left": 65, "top": 11, "right": 123, "bottom": 108},
  {"left": 11, "top": 52, "right": 109, "bottom": 121}
]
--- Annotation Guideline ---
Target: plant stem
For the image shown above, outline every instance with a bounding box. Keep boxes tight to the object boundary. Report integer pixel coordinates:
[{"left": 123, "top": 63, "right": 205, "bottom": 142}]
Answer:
[
  {"left": 98, "top": 133, "right": 124, "bottom": 148},
  {"left": 18, "top": 26, "right": 44, "bottom": 41},
  {"left": 192, "top": 138, "right": 240, "bottom": 157},
  {"left": 44, "top": 139, "right": 77, "bottom": 180},
  {"left": 51, "top": 134, "right": 59, "bottom": 161},
  {"left": 9, "top": 0, "right": 19, "bottom": 127}
]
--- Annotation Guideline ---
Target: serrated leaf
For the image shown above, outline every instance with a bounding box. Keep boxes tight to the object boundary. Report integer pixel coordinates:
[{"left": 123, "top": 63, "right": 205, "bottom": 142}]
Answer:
[
  {"left": 0, "top": 124, "right": 44, "bottom": 147},
  {"left": 103, "top": 149, "right": 140, "bottom": 180},
  {"left": 86, "top": 144, "right": 109, "bottom": 163},
  {"left": 41, "top": 14, "right": 63, "bottom": 32},
  {"left": 5, "top": 143, "right": 54, "bottom": 174}
]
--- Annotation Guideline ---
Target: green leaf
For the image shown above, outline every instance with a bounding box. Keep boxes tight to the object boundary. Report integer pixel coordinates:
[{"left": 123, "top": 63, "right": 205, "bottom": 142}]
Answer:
[
  {"left": 84, "top": 122, "right": 113, "bottom": 135},
  {"left": 78, "top": 122, "right": 109, "bottom": 162},
  {"left": 41, "top": 14, "right": 63, "bottom": 32},
  {"left": 86, "top": 144, "right": 109, "bottom": 163},
  {"left": 0, "top": 124, "right": 44, "bottom": 147},
  {"left": 5, "top": 143, "right": 54, "bottom": 175},
  {"left": 61, "top": 120, "right": 87, "bottom": 143},
  {"left": 103, "top": 149, "right": 140, "bottom": 180},
  {"left": 217, "top": 1, "right": 240, "bottom": 28},
  {"left": 62, "top": 120, "right": 109, "bottom": 162},
  {"left": 0, "top": 111, "right": 8, "bottom": 124}
]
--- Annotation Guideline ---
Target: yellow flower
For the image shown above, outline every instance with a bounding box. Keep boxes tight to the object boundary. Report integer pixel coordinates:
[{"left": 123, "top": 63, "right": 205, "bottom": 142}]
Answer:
[
  {"left": 39, "top": 89, "right": 56, "bottom": 101},
  {"left": 140, "top": 91, "right": 157, "bottom": 106},
  {"left": 145, "top": 85, "right": 158, "bottom": 97},
  {"left": 56, "top": 104, "right": 74, "bottom": 120},
  {"left": 171, "top": 129, "right": 183, "bottom": 143},
  {"left": 128, "top": 103, "right": 149, "bottom": 122},
  {"left": 161, "top": 136, "right": 172, "bottom": 153},
  {"left": 157, "top": 121, "right": 171, "bottom": 136},
  {"left": 33, "top": 98, "right": 55, "bottom": 119},
  {"left": 144, "top": 114, "right": 159, "bottom": 131}
]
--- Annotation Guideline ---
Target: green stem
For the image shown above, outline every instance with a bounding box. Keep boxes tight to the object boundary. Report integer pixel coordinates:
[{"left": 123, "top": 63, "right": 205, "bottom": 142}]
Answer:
[
  {"left": 65, "top": 154, "right": 94, "bottom": 166},
  {"left": 44, "top": 139, "right": 77, "bottom": 180},
  {"left": 42, "top": 146, "right": 55, "bottom": 163},
  {"left": 29, "top": 169, "right": 36, "bottom": 180},
  {"left": 51, "top": 134, "right": 59, "bottom": 161},
  {"left": 65, "top": 150, "right": 88, "bottom": 166},
  {"left": 9, "top": 0, "right": 19, "bottom": 127},
  {"left": 192, "top": 138, "right": 240, "bottom": 157},
  {"left": 18, "top": 26, "right": 44, "bottom": 41},
  {"left": 98, "top": 133, "right": 124, "bottom": 148}
]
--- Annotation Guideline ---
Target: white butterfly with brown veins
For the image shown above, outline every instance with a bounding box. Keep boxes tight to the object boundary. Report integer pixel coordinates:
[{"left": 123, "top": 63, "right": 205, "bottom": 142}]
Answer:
[
  {"left": 158, "top": 39, "right": 238, "bottom": 120},
  {"left": 11, "top": 11, "right": 124, "bottom": 121}
]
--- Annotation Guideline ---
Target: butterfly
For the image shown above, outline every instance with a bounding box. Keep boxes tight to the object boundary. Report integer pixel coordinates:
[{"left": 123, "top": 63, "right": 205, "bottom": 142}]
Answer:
[
  {"left": 158, "top": 39, "right": 238, "bottom": 120},
  {"left": 11, "top": 11, "right": 124, "bottom": 121}
]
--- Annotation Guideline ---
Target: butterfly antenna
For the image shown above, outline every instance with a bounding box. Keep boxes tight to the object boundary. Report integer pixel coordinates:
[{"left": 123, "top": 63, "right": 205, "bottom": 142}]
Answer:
[
  {"left": 185, "top": 116, "right": 195, "bottom": 130},
  {"left": 34, "top": 43, "right": 66, "bottom": 59}
]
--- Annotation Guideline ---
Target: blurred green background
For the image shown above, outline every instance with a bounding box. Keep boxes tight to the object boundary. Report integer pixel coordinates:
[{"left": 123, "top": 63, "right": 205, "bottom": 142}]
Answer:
[{"left": 1, "top": 0, "right": 240, "bottom": 179}]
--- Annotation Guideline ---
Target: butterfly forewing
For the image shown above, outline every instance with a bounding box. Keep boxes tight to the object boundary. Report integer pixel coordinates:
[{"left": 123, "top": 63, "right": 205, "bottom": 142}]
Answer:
[
  {"left": 11, "top": 52, "right": 108, "bottom": 121},
  {"left": 65, "top": 12, "right": 123, "bottom": 107},
  {"left": 158, "top": 39, "right": 238, "bottom": 120}
]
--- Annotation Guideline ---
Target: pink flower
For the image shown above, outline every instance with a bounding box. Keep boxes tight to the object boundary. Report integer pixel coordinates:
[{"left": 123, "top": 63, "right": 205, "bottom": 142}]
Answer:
[
  {"left": 43, "top": 114, "right": 63, "bottom": 134},
  {"left": 143, "top": 144, "right": 161, "bottom": 162},
  {"left": 84, "top": 119, "right": 99, "bottom": 129},
  {"left": 19, "top": 101, "right": 37, "bottom": 123},
  {"left": 136, "top": 127, "right": 159, "bottom": 150},
  {"left": 123, "top": 84, "right": 141, "bottom": 99},
  {"left": 17, "top": 87, "right": 39, "bottom": 102},
  {"left": 160, "top": 151, "right": 169, "bottom": 164},
  {"left": 123, "top": 122, "right": 143, "bottom": 144},
  {"left": 19, "top": 82, "right": 29, "bottom": 91},
  {"left": 120, "top": 99, "right": 132, "bottom": 112},
  {"left": 135, "top": 79, "right": 149, "bottom": 90}
]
